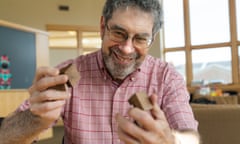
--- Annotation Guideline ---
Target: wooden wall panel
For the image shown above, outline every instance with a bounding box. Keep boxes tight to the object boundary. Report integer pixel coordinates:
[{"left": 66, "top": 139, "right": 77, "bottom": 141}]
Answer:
[
  {"left": 0, "top": 20, "right": 52, "bottom": 140},
  {"left": 0, "top": 90, "right": 28, "bottom": 116}
]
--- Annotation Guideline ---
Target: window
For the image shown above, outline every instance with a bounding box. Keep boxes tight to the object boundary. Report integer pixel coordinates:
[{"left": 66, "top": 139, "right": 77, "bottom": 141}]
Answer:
[
  {"left": 192, "top": 47, "right": 232, "bottom": 84},
  {"left": 47, "top": 25, "right": 101, "bottom": 66},
  {"left": 163, "top": 0, "right": 185, "bottom": 48},
  {"left": 189, "top": 0, "right": 230, "bottom": 45},
  {"left": 162, "top": 0, "right": 240, "bottom": 91},
  {"left": 81, "top": 32, "right": 101, "bottom": 54},
  {"left": 49, "top": 31, "right": 78, "bottom": 48},
  {"left": 165, "top": 51, "right": 186, "bottom": 79},
  {"left": 237, "top": 0, "right": 240, "bottom": 41}
]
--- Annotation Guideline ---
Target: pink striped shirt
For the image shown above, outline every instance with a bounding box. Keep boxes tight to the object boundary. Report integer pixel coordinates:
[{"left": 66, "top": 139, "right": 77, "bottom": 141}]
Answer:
[{"left": 19, "top": 50, "right": 198, "bottom": 144}]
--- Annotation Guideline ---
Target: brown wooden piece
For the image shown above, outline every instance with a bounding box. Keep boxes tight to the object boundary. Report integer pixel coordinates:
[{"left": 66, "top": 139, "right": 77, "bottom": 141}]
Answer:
[
  {"left": 50, "top": 83, "right": 68, "bottom": 91},
  {"left": 50, "top": 63, "right": 80, "bottom": 91},
  {"left": 128, "top": 92, "right": 153, "bottom": 111},
  {"left": 63, "top": 63, "right": 80, "bottom": 87}
]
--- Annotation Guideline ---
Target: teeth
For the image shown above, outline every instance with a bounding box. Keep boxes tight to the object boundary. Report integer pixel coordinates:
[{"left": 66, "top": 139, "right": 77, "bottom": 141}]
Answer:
[
  {"left": 113, "top": 50, "right": 132, "bottom": 63},
  {"left": 118, "top": 55, "right": 130, "bottom": 62}
]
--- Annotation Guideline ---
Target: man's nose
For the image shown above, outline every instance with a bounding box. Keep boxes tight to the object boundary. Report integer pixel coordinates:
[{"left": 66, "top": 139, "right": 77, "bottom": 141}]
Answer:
[{"left": 118, "top": 38, "right": 135, "bottom": 54}]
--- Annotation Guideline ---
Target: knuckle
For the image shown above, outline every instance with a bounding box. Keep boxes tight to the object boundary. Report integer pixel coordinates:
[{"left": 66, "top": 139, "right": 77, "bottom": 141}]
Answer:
[
  {"left": 44, "top": 103, "right": 52, "bottom": 110},
  {"left": 35, "top": 78, "right": 47, "bottom": 90},
  {"left": 119, "top": 121, "right": 133, "bottom": 132},
  {"left": 140, "top": 112, "right": 152, "bottom": 123},
  {"left": 38, "top": 91, "right": 50, "bottom": 101}
]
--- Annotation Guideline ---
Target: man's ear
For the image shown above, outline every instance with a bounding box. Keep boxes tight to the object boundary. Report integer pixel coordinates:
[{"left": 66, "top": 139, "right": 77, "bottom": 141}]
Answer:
[{"left": 100, "top": 16, "right": 105, "bottom": 40}]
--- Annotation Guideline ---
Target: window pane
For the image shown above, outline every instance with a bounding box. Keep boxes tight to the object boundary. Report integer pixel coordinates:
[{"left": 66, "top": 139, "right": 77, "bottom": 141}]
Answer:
[
  {"left": 192, "top": 47, "right": 232, "bottom": 84},
  {"left": 163, "top": 0, "right": 185, "bottom": 48},
  {"left": 49, "top": 31, "right": 77, "bottom": 48},
  {"left": 189, "top": 0, "right": 230, "bottom": 45},
  {"left": 165, "top": 51, "right": 186, "bottom": 79},
  {"left": 81, "top": 32, "right": 101, "bottom": 49},
  {"left": 238, "top": 46, "right": 240, "bottom": 80},
  {"left": 237, "top": 0, "right": 240, "bottom": 41}
]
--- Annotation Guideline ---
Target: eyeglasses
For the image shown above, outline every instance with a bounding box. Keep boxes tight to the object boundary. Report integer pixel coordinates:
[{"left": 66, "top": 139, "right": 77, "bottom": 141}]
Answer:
[{"left": 105, "top": 24, "right": 153, "bottom": 49}]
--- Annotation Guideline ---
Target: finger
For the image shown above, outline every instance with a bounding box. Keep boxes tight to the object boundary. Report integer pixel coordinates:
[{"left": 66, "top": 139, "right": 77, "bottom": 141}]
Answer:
[
  {"left": 128, "top": 108, "right": 156, "bottom": 130},
  {"left": 150, "top": 93, "right": 167, "bottom": 121},
  {"left": 115, "top": 113, "right": 144, "bottom": 140},
  {"left": 116, "top": 113, "right": 159, "bottom": 144},
  {"left": 29, "top": 89, "right": 70, "bottom": 104},
  {"left": 30, "top": 99, "right": 66, "bottom": 116},
  {"left": 128, "top": 108, "right": 174, "bottom": 144},
  {"left": 117, "top": 126, "right": 139, "bottom": 144},
  {"left": 29, "top": 67, "right": 61, "bottom": 94},
  {"left": 34, "top": 67, "right": 59, "bottom": 83},
  {"left": 33, "top": 74, "right": 68, "bottom": 92}
]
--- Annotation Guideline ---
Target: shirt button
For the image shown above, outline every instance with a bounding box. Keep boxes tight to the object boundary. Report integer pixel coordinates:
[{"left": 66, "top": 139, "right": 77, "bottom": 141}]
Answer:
[{"left": 130, "top": 77, "right": 135, "bottom": 81}]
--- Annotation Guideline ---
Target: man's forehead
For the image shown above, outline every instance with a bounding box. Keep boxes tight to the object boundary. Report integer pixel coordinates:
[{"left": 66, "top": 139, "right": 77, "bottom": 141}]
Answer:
[{"left": 109, "top": 8, "right": 154, "bottom": 33}]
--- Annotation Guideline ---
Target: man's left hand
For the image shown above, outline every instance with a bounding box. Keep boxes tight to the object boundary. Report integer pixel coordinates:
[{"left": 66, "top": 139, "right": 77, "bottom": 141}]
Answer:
[{"left": 115, "top": 94, "right": 175, "bottom": 144}]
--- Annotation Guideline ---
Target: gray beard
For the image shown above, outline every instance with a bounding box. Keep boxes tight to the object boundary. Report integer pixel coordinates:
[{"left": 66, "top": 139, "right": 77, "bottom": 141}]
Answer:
[{"left": 102, "top": 47, "right": 141, "bottom": 80}]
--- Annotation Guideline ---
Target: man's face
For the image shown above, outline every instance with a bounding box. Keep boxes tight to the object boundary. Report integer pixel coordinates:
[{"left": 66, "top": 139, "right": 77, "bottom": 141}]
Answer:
[{"left": 100, "top": 7, "right": 154, "bottom": 80}]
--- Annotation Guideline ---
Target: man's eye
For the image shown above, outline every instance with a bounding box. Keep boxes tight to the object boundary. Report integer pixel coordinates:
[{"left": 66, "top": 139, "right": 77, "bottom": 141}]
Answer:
[
  {"left": 112, "top": 30, "right": 126, "bottom": 39},
  {"left": 135, "top": 37, "right": 148, "bottom": 43}
]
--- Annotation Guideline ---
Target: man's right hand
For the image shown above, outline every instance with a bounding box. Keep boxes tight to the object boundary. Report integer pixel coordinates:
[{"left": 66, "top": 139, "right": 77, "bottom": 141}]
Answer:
[{"left": 28, "top": 67, "right": 70, "bottom": 127}]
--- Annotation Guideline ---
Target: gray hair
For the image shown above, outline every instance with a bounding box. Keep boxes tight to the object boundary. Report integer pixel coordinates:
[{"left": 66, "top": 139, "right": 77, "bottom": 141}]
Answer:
[{"left": 102, "top": 0, "right": 163, "bottom": 35}]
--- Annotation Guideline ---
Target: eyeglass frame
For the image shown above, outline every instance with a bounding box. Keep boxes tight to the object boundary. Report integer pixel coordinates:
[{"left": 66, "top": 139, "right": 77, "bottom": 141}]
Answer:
[{"left": 105, "top": 24, "right": 154, "bottom": 50}]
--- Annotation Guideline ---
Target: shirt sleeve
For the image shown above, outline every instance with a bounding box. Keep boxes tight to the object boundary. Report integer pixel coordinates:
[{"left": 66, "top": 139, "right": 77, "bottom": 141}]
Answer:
[
  {"left": 161, "top": 64, "right": 198, "bottom": 131},
  {"left": 16, "top": 99, "right": 31, "bottom": 112}
]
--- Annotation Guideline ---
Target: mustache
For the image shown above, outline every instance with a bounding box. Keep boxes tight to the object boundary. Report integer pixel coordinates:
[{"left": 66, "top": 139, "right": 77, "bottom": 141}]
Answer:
[{"left": 110, "top": 46, "right": 139, "bottom": 59}]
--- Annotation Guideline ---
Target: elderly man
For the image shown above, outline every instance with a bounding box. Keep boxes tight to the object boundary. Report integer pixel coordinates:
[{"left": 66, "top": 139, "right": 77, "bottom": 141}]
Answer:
[{"left": 0, "top": 0, "right": 199, "bottom": 144}]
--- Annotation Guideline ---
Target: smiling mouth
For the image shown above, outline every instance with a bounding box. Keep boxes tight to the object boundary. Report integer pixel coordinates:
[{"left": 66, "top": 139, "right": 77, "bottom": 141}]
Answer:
[{"left": 113, "top": 50, "right": 134, "bottom": 64}]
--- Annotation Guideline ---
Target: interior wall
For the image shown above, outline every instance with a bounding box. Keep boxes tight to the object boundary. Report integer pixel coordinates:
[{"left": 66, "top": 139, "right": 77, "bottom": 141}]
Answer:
[
  {"left": 0, "top": 0, "right": 161, "bottom": 58},
  {"left": 0, "top": 0, "right": 104, "bottom": 30}
]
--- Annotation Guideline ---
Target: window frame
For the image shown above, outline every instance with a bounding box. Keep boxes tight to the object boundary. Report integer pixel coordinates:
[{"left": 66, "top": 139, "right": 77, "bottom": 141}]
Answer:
[{"left": 162, "top": 0, "right": 240, "bottom": 92}]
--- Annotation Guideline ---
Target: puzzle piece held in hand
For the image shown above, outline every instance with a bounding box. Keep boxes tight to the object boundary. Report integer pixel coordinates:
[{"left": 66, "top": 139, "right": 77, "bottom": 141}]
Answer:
[
  {"left": 51, "top": 63, "right": 80, "bottom": 91},
  {"left": 128, "top": 92, "right": 153, "bottom": 111}
]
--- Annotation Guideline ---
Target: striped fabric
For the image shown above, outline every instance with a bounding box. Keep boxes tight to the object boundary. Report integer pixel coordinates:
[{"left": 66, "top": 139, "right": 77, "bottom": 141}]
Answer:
[{"left": 19, "top": 50, "right": 198, "bottom": 144}]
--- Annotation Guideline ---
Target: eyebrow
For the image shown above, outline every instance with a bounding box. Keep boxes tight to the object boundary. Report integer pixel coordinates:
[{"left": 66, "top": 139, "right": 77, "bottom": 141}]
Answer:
[
  {"left": 110, "top": 25, "right": 128, "bottom": 33},
  {"left": 109, "top": 24, "right": 151, "bottom": 37}
]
